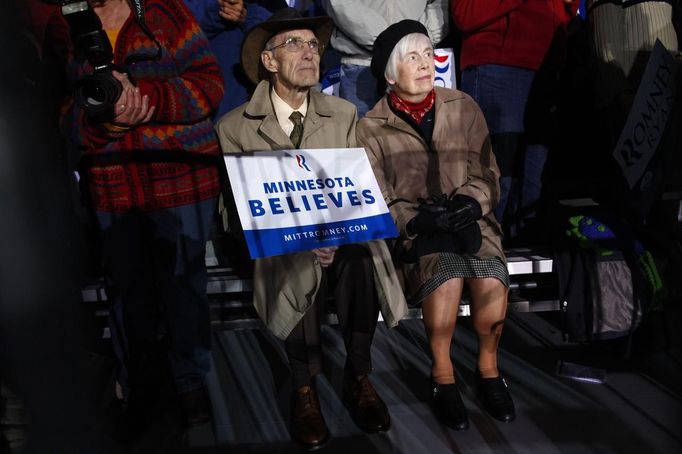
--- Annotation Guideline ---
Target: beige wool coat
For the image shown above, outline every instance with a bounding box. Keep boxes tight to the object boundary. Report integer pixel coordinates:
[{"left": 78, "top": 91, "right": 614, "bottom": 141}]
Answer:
[
  {"left": 215, "top": 80, "right": 407, "bottom": 339},
  {"left": 357, "top": 86, "right": 505, "bottom": 298}
]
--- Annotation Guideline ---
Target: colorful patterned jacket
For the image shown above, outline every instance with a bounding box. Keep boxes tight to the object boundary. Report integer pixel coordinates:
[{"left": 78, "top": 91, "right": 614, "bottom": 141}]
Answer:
[{"left": 60, "top": 0, "right": 224, "bottom": 212}]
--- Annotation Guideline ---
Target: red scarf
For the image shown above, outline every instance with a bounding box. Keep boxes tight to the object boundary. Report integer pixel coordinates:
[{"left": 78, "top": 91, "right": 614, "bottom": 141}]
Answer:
[{"left": 388, "top": 90, "right": 435, "bottom": 124}]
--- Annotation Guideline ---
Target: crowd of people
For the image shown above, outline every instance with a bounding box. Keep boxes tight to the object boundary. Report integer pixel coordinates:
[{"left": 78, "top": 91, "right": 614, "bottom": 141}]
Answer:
[{"left": 3, "top": 0, "right": 681, "bottom": 451}]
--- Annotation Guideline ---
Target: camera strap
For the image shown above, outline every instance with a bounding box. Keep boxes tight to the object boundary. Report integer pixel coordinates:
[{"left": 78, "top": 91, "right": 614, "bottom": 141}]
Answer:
[
  {"left": 130, "top": 0, "right": 146, "bottom": 26},
  {"left": 124, "top": 0, "right": 163, "bottom": 64}
]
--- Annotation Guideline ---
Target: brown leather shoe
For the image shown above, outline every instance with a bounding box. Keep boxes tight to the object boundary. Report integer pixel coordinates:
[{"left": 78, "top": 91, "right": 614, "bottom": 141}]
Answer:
[
  {"left": 343, "top": 375, "right": 391, "bottom": 433},
  {"left": 291, "top": 385, "right": 329, "bottom": 449}
]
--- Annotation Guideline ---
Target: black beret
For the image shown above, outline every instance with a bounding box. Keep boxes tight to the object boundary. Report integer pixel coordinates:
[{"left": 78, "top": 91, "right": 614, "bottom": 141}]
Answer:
[{"left": 370, "top": 20, "right": 429, "bottom": 80}]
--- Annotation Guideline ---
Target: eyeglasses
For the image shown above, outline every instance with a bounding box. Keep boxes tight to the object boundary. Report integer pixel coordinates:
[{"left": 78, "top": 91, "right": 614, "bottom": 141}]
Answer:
[{"left": 267, "top": 37, "right": 323, "bottom": 54}]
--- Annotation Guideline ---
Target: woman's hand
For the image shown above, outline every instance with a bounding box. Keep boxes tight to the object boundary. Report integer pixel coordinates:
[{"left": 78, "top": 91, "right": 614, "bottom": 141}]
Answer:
[
  {"left": 112, "top": 71, "right": 156, "bottom": 127},
  {"left": 443, "top": 194, "right": 482, "bottom": 232},
  {"left": 312, "top": 247, "right": 338, "bottom": 268}
]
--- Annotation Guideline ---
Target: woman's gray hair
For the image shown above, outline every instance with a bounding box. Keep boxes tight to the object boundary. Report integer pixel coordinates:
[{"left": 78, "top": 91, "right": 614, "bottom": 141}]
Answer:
[{"left": 384, "top": 32, "right": 434, "bottom": 91}]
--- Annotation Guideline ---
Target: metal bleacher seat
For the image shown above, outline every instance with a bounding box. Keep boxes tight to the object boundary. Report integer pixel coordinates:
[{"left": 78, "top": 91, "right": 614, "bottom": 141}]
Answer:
[{"left": 82, "top": 240, "right": 561, "bottom": 336}]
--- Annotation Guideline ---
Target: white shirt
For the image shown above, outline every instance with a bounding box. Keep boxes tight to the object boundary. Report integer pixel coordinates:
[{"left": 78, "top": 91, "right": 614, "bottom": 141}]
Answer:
[{"left": 271, "top": 88, "right": 308, "bottom": 137}]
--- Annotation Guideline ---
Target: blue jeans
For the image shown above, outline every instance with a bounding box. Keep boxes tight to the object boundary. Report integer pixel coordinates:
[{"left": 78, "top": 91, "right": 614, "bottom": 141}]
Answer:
[
  {"left": 96, "top": 197, "right": 217, "bottom": 394},
  {"left": 339, "top": 63, "right": 381, "bottom": 118},
  {"left": 461, "top": 65, "right": 550, "bottom": 236}
]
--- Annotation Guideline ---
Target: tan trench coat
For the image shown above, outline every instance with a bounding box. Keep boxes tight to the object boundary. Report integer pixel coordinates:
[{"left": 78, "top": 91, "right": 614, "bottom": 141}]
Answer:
[
  {"left": 215, "top": 80, "right": 407, "bottom": 339},
  {"left": 357, "top": 86, "right": 505, "bottom": 298}
]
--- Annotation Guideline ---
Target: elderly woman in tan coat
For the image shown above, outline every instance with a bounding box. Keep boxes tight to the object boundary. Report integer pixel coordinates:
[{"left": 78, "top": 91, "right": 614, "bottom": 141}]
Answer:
[{"left": 357, "top": 20, "right": 515, "bottom": 430}]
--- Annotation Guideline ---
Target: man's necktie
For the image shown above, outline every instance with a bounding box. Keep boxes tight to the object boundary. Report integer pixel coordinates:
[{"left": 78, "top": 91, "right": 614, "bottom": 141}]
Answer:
[{"left": 289, "top": 111, "right": 304, "bottom": 148}]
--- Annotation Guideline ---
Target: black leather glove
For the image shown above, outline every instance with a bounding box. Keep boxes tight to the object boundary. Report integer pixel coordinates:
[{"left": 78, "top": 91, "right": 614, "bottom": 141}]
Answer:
[
  {"left": 408, "top": 196, "right": 458, "bottom": 234},
  {"left": 444, "top": 194, "right": 482, "bottom": 232},
  {"left": 400, "top": 222, "right": 482, "bottom": 263}
]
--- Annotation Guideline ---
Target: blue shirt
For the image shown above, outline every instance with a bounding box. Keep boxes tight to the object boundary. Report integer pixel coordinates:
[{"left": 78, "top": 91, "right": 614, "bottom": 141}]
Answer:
[{"left": 184, "top": 0, "right": 272, "bottom": 119}]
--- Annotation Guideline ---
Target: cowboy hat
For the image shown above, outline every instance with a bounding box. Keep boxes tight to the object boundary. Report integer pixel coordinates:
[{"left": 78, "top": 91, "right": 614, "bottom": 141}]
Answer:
[{"left": 240, "top": 7, "right": 333, "bottom": 85}]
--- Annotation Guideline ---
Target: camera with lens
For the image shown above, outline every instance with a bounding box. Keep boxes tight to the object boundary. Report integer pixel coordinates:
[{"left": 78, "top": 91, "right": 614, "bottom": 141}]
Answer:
[{"left": 61, "top": 0, "right": 125, "bottom": 118}]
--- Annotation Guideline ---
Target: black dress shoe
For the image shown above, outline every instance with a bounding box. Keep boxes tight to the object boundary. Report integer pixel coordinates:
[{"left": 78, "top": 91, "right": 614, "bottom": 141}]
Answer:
[
  {"left": 476, "top": 374, "right": 516, "bottom": 422},
  {"left": 291, "top": 385, "right": 329, "bottom": 450},
  {"left": 179, "top": 386, "right": 212, "bottom": 427},
  {"left": 432, "top": 382, "right": 469, "bottom": 430},
  {"left": 343, "top": 375, "right": 391, "bottom": 433}
]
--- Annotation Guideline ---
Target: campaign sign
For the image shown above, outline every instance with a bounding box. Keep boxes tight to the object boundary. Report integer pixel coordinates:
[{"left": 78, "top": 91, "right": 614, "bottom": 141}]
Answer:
[
  {"left": 321, "top": 65, "right": 340, "bottom": 96},
  {"left": 224, "top": 148, "right": 398, "bottom": 259},
  {"left": 614, "top": 39, "right": 676, "bottom": 189},
  {"left": 434, "top": 48, "right": 456, "bottom": 89}
]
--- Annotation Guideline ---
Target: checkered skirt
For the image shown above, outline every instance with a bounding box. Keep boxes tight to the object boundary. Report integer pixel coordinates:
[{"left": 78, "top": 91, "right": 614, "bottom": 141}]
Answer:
[{"left": 409, "top": 253, "right": 509, "bottom": 306}]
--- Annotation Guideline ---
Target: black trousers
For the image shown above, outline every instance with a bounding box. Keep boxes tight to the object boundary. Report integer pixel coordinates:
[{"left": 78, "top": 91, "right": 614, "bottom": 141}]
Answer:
[
  {"left": 284, "top": 244, "right": 381, "bottom": 388},
  {"left": 96, "top": 199, "right": 216, "bottom": 397}
]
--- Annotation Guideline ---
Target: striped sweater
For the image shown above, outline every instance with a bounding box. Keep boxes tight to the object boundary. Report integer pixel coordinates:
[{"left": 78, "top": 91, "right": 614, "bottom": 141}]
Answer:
[
  {"left": 60, "top": 0, "right": 224, "bottom": 212},
  {"left": 589, "top": 0, "right": 679, "bottom": 107}
]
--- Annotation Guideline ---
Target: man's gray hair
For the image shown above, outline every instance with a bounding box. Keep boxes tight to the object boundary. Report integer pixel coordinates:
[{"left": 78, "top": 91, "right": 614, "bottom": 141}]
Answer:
[{"left": 265, "top": 34, "right": 278, "bottom": 51}]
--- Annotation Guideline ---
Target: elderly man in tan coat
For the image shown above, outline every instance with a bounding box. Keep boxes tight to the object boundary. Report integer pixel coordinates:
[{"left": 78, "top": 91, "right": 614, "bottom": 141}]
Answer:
[{"left": 214, "top": 7, "right": 406, "bottom": 450}]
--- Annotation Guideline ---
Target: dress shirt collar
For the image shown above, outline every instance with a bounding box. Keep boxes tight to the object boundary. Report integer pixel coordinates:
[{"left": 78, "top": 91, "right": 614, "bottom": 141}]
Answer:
[{"left": 271, "top": 88, "right": 309, "bottom": 136}]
